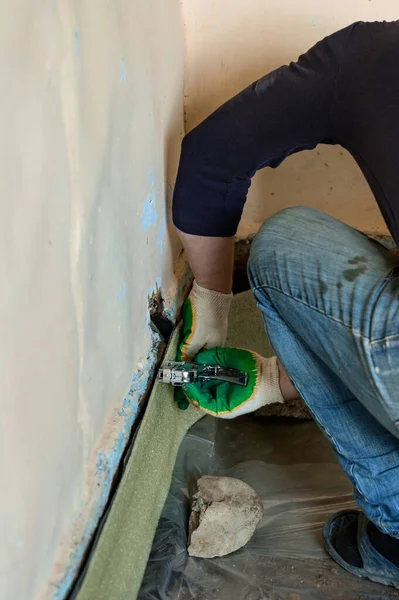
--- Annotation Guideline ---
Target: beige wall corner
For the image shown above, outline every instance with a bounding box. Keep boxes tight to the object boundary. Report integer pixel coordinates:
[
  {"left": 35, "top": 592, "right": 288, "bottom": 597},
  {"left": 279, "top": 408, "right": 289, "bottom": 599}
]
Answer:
[
  {"left": 0, "top": 1, "right": 186, "bottom": 599},
  {"left": 182, "top": 0, "right": 397, "bottom": 238}
]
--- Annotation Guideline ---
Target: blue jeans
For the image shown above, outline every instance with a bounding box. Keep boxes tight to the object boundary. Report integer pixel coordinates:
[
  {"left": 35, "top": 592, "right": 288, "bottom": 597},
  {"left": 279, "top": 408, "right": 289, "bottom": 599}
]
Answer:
[{"left": 248, "top": 207, "right": 399, "bottom": 537}]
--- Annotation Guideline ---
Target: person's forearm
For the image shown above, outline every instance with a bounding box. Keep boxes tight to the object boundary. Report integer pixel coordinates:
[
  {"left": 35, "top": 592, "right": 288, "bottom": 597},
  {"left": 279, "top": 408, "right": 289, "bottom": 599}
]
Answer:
[{"left": 177, "top": 229, "right": 234, "bottom": 294}]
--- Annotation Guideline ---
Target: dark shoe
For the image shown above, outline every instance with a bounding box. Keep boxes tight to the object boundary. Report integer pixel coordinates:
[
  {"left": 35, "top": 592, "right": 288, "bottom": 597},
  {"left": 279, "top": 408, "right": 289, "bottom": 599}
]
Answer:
[{"left": 323, "top": 510, "right": 399, "bottom": 589}]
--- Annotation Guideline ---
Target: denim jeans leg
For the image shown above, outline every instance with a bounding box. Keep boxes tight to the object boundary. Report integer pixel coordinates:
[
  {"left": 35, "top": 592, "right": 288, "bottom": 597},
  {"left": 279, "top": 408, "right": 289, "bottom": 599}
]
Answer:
[{"left": 247, "top": 206, "right": 399, "bottom": 537}]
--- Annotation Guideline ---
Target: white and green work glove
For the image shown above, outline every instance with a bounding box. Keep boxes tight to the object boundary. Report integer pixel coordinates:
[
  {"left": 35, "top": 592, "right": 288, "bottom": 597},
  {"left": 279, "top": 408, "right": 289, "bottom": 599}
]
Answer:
[
  {"left": 175, "top": 346, "right": 284, "bottom": 418},
  {"left": 176, "top": 281, "right": 233, "bottom": 362}
]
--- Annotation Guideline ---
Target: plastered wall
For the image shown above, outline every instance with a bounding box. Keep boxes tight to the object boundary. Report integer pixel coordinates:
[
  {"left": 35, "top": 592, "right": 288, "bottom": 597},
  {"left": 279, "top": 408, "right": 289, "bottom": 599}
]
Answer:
[
  {"left": 182, "top": 1, "right": 398, "bottom": 238},
  {"left": 4, "top": 3, "right": 398, "bottom": 600},
  {"left": 1, "top": 2, "right": 186, "bottom": 599}
]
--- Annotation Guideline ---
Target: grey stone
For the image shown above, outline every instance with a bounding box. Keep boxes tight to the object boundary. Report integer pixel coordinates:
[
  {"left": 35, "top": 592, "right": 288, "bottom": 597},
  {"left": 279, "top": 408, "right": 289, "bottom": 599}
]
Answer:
[{"left": 188, "top": 476, "right": 264, "bottom": 558}]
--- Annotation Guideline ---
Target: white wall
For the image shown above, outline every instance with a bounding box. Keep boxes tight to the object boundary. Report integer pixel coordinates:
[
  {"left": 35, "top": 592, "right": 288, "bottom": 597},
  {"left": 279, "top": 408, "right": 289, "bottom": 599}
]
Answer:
[
  {"left": 0, "top": 2, "right": 186, "bottom": 599},
  {"left": 182, "top": 0, "right": 398, "bottom": 238}
]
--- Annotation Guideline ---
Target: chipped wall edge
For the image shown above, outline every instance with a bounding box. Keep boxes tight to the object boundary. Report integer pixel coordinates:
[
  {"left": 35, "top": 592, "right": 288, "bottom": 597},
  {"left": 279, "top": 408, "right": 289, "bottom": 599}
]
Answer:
[{"left": 51, "top": 253, "right": 192, "bottom": 600}]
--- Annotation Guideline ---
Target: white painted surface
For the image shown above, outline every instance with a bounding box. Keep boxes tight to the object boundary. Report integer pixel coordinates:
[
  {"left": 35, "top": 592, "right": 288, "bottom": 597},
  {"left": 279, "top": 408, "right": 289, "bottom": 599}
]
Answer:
[
  {"left": 0, "top": 2, "right": 185, "bottom": 599},
  {"left": 182, "top": 1, "right": 398, "bottom": 237}
]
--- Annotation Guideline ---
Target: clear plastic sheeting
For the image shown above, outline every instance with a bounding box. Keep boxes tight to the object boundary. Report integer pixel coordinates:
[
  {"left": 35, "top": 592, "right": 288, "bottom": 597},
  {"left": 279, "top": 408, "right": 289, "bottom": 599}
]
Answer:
[
  {"left": 138, "top": 414, "right": 397, "bottom": 600},
  {"left": 225, "top": 461, "right": 354, "bottom": 561}
]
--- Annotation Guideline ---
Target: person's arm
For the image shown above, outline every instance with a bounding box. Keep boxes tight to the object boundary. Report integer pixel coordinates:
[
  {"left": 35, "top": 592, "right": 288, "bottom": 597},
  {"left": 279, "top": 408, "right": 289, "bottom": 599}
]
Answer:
[
  {"left": 177, "top": 231, "right": 234, "bottom": 294},
  {"left": 175, "top": 230, "right": 234, "bottom": 361},
  {"left": 173, "top": 26, "right": 355, "bottom": 241},
  {"left": 173, "top": 25, "right": 356, "bottom": 360}
]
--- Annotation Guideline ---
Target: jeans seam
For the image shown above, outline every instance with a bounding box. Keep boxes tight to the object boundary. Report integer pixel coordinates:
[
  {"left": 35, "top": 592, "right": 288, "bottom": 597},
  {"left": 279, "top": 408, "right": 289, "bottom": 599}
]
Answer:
[
  {"left": 370, "top": 333, "right": 399, "bottom": 347},
  {"left": 367, "top": 264, "right": 399, "bottom": 342},
  {"left": 253, "top": 283, "right": 370, "bottom": 342},
  {"left": 366, "top": 344, "right": 399, "bottom": 426},
  {"left": 351, "top": 463, "right": 386, "bottom": 531}
]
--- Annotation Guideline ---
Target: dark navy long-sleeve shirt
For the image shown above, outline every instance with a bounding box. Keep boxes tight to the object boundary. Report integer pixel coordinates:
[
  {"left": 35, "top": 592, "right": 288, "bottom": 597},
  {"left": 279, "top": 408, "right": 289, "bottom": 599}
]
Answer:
[{"left": 172, "top": 21, "right": 399, "bottom": 245}]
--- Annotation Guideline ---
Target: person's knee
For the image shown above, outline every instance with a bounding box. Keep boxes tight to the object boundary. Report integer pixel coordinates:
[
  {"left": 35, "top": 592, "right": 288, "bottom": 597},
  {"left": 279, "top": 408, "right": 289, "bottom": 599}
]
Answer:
[
  {"left": 259, "top": 206, "right": 324, "bottom": 239},
  {"left": 247, "top": 206, "right": 325, "bottom": 287}
]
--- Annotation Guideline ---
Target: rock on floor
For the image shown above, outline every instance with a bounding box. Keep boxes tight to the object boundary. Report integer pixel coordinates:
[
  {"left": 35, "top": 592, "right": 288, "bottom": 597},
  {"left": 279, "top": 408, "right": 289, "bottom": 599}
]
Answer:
[{"left": 188, "top": 475, "right": 264, "bottom": 558}]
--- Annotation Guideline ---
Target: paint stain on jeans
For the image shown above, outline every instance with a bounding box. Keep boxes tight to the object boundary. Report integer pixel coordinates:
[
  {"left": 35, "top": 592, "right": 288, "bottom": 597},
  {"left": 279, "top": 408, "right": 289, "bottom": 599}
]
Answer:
[
  {"left": 343, "top": 256, "right": 368, "bottom": 281},
  {"left": 343, "top": 265, "right": 368, "bottom": 281},
  {"left": 320, "top": 281, "right": 328, "bottom": 294},
  {"left": 348, "top": 255, "right": 368, "bottom": 265}
]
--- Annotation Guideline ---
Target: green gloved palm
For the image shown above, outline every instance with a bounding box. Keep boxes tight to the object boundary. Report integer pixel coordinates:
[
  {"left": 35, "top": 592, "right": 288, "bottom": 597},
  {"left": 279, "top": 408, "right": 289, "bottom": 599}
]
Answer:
[{"left": 174, "top": 346, "right": 284, "bottom": 419}]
